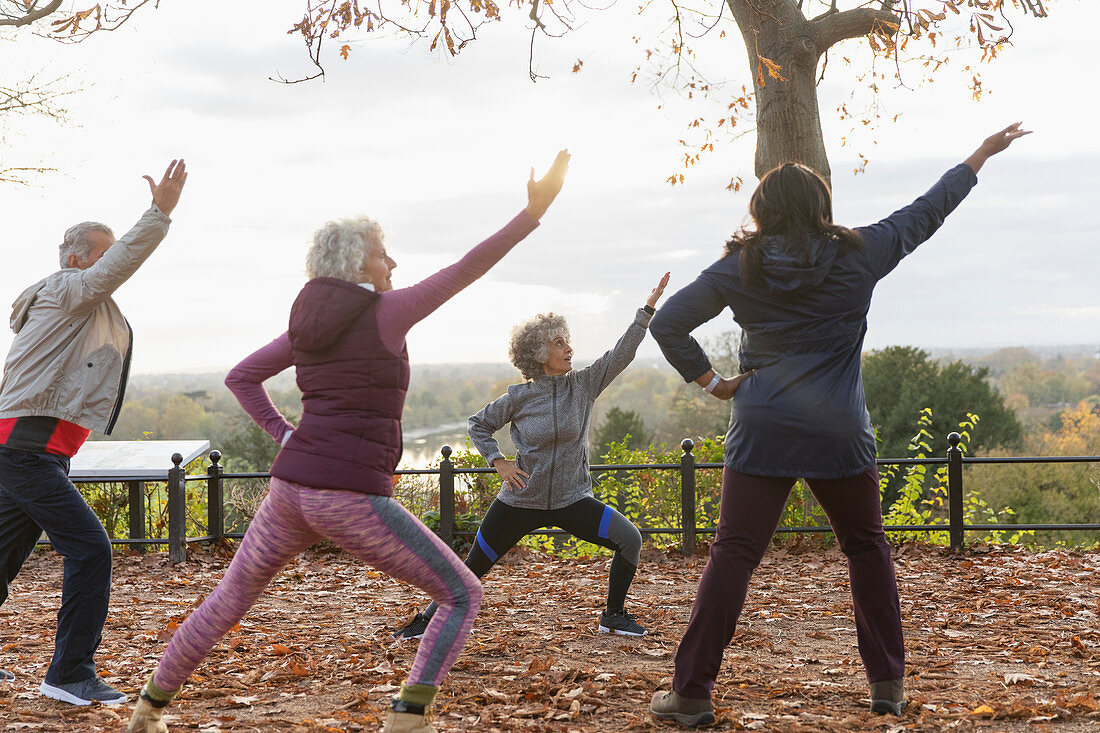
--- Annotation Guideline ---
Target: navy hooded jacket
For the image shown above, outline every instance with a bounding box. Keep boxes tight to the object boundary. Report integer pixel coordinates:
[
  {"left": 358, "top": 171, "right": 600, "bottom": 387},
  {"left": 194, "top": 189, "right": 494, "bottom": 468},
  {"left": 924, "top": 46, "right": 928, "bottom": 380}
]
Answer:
[{"left": 650, "top": 164, "right": 978, "bottom": 478}]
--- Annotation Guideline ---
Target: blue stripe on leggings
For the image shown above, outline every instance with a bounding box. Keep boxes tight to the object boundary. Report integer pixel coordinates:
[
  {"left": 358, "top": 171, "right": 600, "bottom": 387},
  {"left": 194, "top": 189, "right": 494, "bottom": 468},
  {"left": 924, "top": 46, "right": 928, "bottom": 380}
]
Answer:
[
  {"left": 598, "top": 504, "right": 613, "bottom": 540},
  {"left": 475, "top": 528, "right": 498, "bottom": 562}
]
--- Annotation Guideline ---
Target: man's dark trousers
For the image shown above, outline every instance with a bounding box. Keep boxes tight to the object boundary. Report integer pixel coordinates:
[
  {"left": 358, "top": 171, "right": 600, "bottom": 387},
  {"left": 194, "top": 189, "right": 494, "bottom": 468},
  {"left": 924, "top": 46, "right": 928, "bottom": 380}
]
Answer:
[{"left": 0, "top": 446, "right": 112, "bottom": 684}]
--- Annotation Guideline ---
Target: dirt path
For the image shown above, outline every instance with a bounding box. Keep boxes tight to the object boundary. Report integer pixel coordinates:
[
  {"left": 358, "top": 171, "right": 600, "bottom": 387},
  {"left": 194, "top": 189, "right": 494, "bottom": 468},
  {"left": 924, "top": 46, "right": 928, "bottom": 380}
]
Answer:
[{"left": 1, "top": 542, "right": 1098, "bottom": 731}]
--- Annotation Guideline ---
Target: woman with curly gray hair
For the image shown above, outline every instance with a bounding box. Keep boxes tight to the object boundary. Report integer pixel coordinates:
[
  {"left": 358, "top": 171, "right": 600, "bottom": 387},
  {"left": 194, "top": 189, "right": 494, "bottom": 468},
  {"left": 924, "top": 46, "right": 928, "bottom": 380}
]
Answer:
[
  {"left": 128, "top": 151, "right": 571, "bottom": 733},
  {"left": 395, "top": 272, "right": 669, "bottom": 642}
]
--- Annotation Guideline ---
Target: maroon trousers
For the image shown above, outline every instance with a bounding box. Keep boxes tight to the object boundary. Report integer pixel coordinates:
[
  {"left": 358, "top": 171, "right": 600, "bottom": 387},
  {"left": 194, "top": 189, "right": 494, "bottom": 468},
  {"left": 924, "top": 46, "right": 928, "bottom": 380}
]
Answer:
[{"left": 672, "top": 467, "right": 904, "bottom": 699}]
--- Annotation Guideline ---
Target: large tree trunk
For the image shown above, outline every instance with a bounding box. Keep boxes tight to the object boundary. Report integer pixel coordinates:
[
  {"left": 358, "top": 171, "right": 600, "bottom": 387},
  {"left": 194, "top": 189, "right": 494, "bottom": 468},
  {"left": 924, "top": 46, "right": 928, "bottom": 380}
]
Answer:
[{"left": 728, "top": 0, "right": 900, "bottom": 187}]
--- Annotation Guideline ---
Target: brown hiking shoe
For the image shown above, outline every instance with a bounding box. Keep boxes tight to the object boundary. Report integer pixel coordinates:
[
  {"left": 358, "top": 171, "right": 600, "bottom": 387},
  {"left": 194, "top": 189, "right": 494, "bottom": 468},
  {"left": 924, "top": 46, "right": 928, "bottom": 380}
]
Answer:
[
  {"left": 382, "top": 708, "right": 436, "bottom": 733},
  {"left": 870, "top": 678, "right": 907, "bottom": 716},
  {"left": 649, "top": 690, "right": 715, "bottom": 728},
  {"left": 126, "top": 697, "right": 168, "bottom": 733}
]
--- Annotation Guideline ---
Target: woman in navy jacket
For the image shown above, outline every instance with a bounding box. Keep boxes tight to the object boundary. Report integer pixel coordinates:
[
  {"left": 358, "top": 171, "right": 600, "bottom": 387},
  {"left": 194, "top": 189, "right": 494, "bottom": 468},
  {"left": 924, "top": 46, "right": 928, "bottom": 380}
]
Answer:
[{"left": 647, "top": 124, "right": 1030, "bottom": 727}]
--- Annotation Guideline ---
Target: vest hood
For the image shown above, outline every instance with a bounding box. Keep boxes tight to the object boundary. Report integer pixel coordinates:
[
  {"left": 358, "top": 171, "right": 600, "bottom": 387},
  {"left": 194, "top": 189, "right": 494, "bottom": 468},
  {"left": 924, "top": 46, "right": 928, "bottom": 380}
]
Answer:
[
  {"left": 288, "top": 277, "right": 379, "bottom": 352},
  {"left": 759, "top": 234, "right": 838, "bottom": 293}
]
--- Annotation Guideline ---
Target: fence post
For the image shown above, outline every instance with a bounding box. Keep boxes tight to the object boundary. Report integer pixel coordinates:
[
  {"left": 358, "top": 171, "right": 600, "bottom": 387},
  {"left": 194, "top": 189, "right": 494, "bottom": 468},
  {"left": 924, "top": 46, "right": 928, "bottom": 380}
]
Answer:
[
  {"left": 127, "top": 481, "right": 145, "bottom": 553},
  {"left": 680, "top": 438, "right": 696, "bottom": 557},
  {"left": 439, "top": 445, "right": 455, "bottom": 549},
  {"left": 167, "top": 452, "right": 187, "bottom": 564},
  {"left": 207, "top": 450, "right": 223, "bottom": 542},
  {"left": 947, "top": 432, "right": 964, "bottom": 552}
]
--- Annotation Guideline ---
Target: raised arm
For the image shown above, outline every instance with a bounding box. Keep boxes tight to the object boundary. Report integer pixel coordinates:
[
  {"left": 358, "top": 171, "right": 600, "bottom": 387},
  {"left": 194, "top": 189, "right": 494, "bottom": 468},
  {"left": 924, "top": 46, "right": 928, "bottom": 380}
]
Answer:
[
  {"left": 375, "top": 151, "right": 570, "bottom": 353},
  {"left": 575, "top": 273, "right": 669, "bottom": 398},
  {"left": 225, "top": 333, "right": 296, "bottom": 444},
  {"left": 859, "top": 123, "right": 1030, "bottom": 280},
  {"left": 59, "top": 160, "right": 187, "bottom": 313}
]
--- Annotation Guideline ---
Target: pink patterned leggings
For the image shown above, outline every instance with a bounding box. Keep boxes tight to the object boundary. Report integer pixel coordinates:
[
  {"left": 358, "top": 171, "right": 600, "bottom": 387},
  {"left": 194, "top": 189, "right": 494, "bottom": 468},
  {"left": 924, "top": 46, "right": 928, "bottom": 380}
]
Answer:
[{"left": 152, "top": 478, "right": 482, "bottom": 693}]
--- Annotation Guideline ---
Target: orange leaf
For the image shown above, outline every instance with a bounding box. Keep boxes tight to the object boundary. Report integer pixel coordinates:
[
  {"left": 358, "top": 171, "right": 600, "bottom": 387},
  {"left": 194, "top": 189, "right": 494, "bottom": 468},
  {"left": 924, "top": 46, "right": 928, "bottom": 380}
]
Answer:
[{"left": 271, "top": 643, "right": 294, "bottom": 656}]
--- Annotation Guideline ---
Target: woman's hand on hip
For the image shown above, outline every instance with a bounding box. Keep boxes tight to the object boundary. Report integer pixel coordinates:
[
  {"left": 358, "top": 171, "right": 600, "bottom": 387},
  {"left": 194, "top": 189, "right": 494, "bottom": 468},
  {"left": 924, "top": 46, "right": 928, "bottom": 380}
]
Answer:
[
  {"left": 646, "top": 272, "right": 671, "bottom": 310},
  {"left": 711, "top": 370, "right": 756, "bottom": 401},
  {"left": 492, "top": 458, "right": 530, "bottom": 491}
]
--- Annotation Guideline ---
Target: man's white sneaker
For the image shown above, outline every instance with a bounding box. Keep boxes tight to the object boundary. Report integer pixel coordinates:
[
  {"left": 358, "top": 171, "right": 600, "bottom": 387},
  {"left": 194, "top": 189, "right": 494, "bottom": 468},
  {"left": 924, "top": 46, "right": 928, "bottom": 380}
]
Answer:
[{"left": 40, "top": 676, "right": 127, "bottom": 705}]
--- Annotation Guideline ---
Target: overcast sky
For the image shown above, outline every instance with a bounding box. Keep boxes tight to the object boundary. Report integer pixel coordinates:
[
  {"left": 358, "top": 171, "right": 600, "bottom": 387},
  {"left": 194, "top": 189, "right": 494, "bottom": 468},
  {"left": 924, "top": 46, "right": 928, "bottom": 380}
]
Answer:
[{"left": 4, "top": 0, "right": 1098, "bottom": 375}]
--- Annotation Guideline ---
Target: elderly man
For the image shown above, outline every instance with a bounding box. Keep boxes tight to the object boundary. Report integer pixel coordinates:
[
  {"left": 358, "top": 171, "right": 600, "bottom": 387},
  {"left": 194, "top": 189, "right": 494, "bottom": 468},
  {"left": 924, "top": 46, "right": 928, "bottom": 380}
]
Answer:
[{"left": 0, "top": 160, "right": 187, "bottom": 705}]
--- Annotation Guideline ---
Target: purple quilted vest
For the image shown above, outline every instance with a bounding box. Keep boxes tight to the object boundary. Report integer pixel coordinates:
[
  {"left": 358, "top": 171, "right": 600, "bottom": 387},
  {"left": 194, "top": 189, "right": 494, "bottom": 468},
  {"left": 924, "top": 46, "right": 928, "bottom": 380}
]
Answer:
[{"left": 270, "top": 277, "right": 409, "bottom": 495}]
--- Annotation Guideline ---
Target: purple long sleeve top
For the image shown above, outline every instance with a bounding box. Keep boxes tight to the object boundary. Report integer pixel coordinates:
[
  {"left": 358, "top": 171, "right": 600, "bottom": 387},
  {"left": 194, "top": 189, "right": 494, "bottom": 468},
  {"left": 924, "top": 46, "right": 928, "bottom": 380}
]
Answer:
[{"left": 225, "top": 210, "right": 539, "bottom": 443}]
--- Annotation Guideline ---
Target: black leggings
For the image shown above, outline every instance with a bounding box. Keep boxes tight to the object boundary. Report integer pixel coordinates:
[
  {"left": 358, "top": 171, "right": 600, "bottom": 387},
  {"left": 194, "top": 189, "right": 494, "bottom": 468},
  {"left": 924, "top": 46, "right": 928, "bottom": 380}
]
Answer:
[{"left": 424, "top": 496, "right": 643, "bottom": 618}]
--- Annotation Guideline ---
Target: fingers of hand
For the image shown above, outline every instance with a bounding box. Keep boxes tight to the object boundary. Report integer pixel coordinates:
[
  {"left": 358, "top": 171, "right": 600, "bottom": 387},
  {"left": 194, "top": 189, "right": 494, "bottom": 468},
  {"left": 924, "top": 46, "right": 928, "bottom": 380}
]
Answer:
[
  {"left": 142, "top": 175, "right": 155, "bottom": 192},
  {"left": 160, "top": 159, "right": 179, "bottom": 185}
]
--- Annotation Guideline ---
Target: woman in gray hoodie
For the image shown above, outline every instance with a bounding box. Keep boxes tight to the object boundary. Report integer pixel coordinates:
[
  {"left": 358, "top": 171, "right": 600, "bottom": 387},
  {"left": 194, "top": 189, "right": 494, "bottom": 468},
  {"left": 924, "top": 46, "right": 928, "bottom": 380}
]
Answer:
[{"left": 395, "top": 273, "right": 668, "bottom": 640}]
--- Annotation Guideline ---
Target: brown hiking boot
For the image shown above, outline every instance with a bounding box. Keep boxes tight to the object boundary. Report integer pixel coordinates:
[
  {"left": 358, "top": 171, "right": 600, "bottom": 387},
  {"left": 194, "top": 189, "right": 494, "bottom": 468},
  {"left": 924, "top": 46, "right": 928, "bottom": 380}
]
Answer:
[
  {"left": 870, "top": 678, "right": 907, "bottom": 716},
  {"left": 382, "top": 708, "right": 436, "bottom": 733},
  {"left": 126, "top": 697, "right": 168, "bottom": 733},
  {"left": 649, "top": 690, "right": 715, "bottom": 728}
]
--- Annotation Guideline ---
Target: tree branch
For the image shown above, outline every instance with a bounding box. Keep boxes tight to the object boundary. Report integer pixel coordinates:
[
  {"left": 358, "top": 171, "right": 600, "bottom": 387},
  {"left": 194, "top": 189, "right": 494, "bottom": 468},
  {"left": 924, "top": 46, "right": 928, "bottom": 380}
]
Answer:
[
  {"left": 0, "top": 0, "right": 63, "bottom": 28},
  {"left": 812, "top": 6, "right": 899, "bottom": 53}
]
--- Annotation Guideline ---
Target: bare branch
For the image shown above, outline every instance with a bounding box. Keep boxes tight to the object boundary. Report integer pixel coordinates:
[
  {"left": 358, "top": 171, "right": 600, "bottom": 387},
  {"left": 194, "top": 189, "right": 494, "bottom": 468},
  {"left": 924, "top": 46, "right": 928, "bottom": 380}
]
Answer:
[
  {"left": 528, "top": 23, "right": 547, "bottom": 82},
  {"left": 812, "top": 5, "right": 900, "bottom": 53},
  {"left": 0, "top": 166, "right": 59, "bottom": 186},
  {"left": 47, "top": 0, "right": 159, "bottom": 42},
  {"left": 0, "top": 0, "right": 63, "bottom": 28}
]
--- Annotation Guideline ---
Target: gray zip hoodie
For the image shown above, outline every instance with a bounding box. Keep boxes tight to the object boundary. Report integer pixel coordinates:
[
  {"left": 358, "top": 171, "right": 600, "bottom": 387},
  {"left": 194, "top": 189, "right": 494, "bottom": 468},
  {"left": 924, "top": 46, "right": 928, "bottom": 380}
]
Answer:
[{"left": 468, "top": 307, "right": 653, "bottom": 510}]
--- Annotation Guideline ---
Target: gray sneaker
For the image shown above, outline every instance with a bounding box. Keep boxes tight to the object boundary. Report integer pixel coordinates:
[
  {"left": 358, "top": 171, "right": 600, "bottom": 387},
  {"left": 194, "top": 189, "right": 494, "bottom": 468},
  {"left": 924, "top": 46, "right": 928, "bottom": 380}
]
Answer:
[
  {"left": 393, "top": 611, "right": 430, "bottom": 641},
  {"left": 1, "top": 669, "right": 13, "bottom": 682},
  {"left": 40, "top": 676, "right": 127, "bottom": 706}
]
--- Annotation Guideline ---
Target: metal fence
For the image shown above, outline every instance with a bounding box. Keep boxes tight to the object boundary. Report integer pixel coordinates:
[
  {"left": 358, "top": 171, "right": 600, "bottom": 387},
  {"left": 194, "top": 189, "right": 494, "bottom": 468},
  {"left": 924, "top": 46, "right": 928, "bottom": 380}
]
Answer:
[{"left": 67, "top": 432, "right": 1100, "bottom": 564}]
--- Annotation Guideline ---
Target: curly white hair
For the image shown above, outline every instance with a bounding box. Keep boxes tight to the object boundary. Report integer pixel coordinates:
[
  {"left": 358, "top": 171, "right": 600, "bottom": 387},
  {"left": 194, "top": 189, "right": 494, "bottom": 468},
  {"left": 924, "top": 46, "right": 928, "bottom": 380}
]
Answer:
[
  {"left": 305, "top": 215, "right": 384, "bottom": 281},
  {"left": 509, "top": 313, "right": 570, "bottom": 380}
]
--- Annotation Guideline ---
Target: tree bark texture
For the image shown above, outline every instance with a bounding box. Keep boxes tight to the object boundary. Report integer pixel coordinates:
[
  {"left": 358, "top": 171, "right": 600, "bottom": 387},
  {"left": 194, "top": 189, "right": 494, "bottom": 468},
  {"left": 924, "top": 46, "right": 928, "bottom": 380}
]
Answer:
[{"left": 727, "top": 0, "right": 900, "bottom": 186}]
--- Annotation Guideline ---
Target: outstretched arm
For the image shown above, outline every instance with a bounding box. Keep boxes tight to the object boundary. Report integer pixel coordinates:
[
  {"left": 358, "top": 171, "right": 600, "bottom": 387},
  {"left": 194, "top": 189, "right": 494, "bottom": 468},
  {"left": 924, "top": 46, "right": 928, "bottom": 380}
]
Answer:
[
  {"left": 575, "top": 272, "right": 669, "bottom": 398},
  {"left": 376, "top": 150, "right": 571, "bottom": 353},
  {"left": 857, "top": 123, "right": 1030, "bottom": 281},
  {"left": 60, "top": 160, "right": 188, "bottom": 313}
]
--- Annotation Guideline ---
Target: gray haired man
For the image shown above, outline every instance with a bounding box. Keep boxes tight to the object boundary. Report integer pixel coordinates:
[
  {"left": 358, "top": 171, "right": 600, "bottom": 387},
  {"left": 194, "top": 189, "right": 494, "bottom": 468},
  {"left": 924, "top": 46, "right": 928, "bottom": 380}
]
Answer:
[{"left": 0, "top": 160, "right": 187, "bottom": 704}]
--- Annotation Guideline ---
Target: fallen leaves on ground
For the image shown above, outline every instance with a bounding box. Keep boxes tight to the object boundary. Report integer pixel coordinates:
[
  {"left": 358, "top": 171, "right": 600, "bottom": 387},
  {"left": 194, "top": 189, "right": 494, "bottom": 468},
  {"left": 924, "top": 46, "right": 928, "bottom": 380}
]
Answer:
[{"left": 1, "top": 541, "right": 1098, "bottom": 731}]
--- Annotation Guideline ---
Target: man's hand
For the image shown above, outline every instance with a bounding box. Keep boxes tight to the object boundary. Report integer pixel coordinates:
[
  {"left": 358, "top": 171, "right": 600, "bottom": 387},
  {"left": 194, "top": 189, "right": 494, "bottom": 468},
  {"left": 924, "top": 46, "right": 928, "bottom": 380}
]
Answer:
[
  {"left": 143, "top": 159, "right": 188, "bottom": 217},
  {"left": 492, "top": 457, "right": 530, "bottom": 492}
]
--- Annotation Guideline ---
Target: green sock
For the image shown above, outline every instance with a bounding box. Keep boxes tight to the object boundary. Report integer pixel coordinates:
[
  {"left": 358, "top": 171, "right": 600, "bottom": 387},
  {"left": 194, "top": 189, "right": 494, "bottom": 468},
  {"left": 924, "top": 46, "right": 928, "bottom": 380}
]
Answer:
[
  {"left": 143, "top": 673, "right": 178, "bottom": 705},
  {"left": 398, "top": 682, "right": 438, "bottom": 707}
]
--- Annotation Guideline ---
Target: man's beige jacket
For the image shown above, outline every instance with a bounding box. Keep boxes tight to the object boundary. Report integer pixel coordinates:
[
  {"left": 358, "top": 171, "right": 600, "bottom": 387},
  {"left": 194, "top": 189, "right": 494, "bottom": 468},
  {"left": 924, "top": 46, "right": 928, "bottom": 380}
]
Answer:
[{"left": 0, "top": 205, "right": 171, "bottom": 434}]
